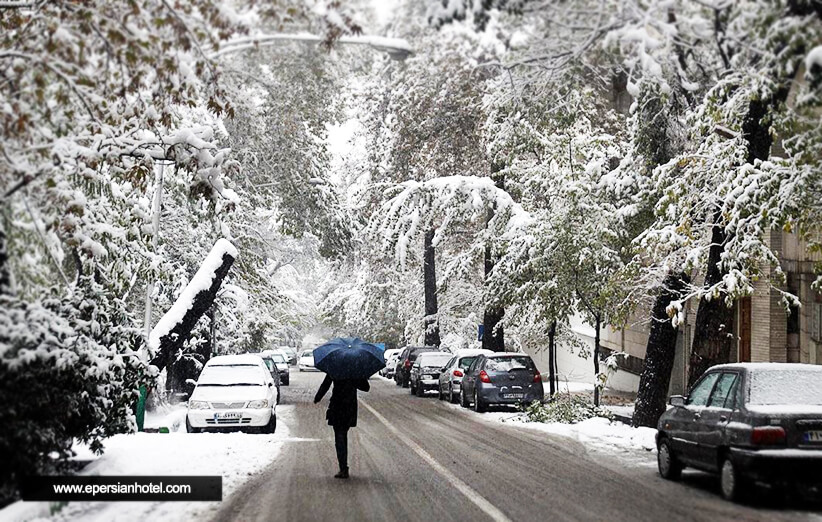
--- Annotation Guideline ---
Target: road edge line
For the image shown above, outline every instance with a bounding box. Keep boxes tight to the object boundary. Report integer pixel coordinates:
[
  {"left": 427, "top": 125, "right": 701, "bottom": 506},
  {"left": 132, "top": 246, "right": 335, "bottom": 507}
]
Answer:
[{"left": 360, "top": 400, "right": 512, "bottom": 522}]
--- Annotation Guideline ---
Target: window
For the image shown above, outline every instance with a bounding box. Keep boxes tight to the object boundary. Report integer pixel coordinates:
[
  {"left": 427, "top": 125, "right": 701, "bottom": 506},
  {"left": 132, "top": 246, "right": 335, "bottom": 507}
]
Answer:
[
  {"left": 707, "top": 373, "right": 738, "bottom": 408},
  {"left": 812, "top": 302, "right": 822, "bottom": 342},
  {"left": 688, "top": 372, "right": 720, "bottom": 407},
  {"left": 485, "top": 356, "right": 535, "bottom": 372},
  {"left": 458, "top": 356, "right": 477, "bottom": 370}
]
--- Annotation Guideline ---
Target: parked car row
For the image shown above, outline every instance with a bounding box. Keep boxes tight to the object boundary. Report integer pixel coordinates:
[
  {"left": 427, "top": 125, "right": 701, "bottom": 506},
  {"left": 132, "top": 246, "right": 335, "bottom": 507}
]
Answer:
[
  {"left": 656, "top": 362, "right": 822, "bottom": 502},
  {"left": 388, "top": 346, "right": 545, "bottom": 412}
]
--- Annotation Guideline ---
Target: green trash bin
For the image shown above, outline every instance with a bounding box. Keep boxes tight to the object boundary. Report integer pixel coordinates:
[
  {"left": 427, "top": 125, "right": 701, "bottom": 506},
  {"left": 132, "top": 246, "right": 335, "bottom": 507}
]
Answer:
[{"left": 136, "top": 385, "right": 147, "bottom": 432}]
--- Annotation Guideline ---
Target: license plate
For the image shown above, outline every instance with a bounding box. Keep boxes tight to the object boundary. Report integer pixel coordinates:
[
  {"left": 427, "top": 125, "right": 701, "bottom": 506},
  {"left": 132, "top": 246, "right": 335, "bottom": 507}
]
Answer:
[
  {"left": 804, "top": 430, "right": 822, "bottom": 443},
  {"left": 503, "top": 393, "right": 524, "bottom": 399},
  {"left": 215, "top": 412, "right": 242, "bottom": 420}
]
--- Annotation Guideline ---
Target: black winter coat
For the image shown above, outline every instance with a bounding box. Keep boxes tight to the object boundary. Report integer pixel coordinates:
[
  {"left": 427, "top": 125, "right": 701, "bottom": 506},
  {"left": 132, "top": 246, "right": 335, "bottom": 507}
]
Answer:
[{"left": 314, "top": 375, "right": 370, "bottom": 428}]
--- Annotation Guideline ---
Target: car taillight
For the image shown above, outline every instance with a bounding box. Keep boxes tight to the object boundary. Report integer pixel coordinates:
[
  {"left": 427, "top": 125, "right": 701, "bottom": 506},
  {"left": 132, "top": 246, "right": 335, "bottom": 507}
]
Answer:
[
  {"left": 453, "top": 370, "right": 463, "bottom": 377},
  {"left": 404, "top": 359, "right": 411, "bottom": 368},
  {"left": 751, "top": 426, "right": 786, "bottom": 445},
  {"left": 479, "top": 370, "right": 491, "bottom": 383},
  {"left": 533, "top": 371, "right": 541, "bottom": 383}
]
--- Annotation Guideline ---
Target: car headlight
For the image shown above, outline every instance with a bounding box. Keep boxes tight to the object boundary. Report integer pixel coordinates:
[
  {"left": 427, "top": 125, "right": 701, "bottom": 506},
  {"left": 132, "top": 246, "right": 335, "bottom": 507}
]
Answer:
[
  {"left": 247, "top": 399, "right": 269, "bottom": 409},
  {"left": 189, "top": 400, "right": 210, "bottom": 410}
]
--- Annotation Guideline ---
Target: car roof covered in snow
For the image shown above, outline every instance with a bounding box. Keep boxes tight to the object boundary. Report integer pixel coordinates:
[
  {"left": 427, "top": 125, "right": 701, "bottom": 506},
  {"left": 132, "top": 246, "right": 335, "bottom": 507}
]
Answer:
[
  {"left": 709, "top": 362, "right": 822, "bottom": 373},
  {"left": 454, "top": 348, "right": 493, "bottom": 358},
  {"left": 206, "top": 354, "right": 266, "bottom": 367},
  {"left": 485, "top": 352, "right": 530, "bottom": 358}
]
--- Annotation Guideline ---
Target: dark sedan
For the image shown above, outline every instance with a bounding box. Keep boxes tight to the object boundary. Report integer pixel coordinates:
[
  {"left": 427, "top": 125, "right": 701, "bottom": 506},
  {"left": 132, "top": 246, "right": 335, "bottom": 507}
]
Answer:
[
  {"left": 409, "top": 351, "right": 454, "bottom": 397},
  {"left": 460, "top": 353, "right": 543, "bottom": 412},
  {"left": 656, "top": 363, "right": 822, "bottom": 501},
  {"left": 394, "top": 346, "right": 439, "bottom": 388}
]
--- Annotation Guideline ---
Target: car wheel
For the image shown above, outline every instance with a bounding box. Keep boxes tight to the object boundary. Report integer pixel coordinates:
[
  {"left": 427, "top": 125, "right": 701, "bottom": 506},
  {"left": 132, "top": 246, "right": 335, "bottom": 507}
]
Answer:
[
  {"left": 402, "top": 378, "right": 409, "bottom": 388},
  {"left": 416, "top": 383, "right": 424, "bottom": 397},
  {"left": 185, "top": 416, "right": 200, "bottom": 434},
  {"left": 282, "top": 377, "right": 289, "bottom": 386},
  {"left": 410, "top": 381, "right": 416, "bottom": 395},
  {"left": 473, "top": 389, "right": 486, "bottom": 413},
  {"left": 657, "top": 438, "right": 682, "bottom": 481},
  {"left": 437, "top": 386, "right": 444, "bottom": 401},
  {"left": 720, "top": 456, "right": 746, "bottom": 502},
  {"left": 460, "top": 389, "right": 469, "bottom": 408},
  {"left": 450, "top": 386, "right": 458, "bottom": 404}
]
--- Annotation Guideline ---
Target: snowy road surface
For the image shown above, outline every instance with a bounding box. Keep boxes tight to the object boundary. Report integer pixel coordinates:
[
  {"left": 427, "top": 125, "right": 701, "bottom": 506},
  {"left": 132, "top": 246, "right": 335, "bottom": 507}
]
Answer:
[{"left": 212, "top": 371, "right": 820, "bottom": 522}]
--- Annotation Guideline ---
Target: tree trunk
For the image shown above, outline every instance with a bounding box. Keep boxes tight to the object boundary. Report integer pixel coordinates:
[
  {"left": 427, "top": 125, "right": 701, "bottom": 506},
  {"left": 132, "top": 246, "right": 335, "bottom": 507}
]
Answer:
[
  {"left": 687, "top": 92, "right": 786, "bottom": 387},
  {"left": 593, "top": 313, "right": 601, "bottom": 407},
  {"left": 0, "top": 226, "right": 11, "bottom": 295},
  {"left": 548, "top": 320, "right": 557, "bottom": 397},
  {"left": 482, "top": 168, "right": 506, "bottom": 352},
  {"left": 687, "top": 220, "right": 735, "bottom": 387},
  {"left": 634, "top": 272, "right": 690, "bottom": 428},
  {"left": 482, "top": 242, "right": 505, "bottom": 352},
  {"left": 423, "top": 228, "right": 441, "bottom": 347},
  {"left": 150, "top": 251, "right": 235, "bottom": 372}
]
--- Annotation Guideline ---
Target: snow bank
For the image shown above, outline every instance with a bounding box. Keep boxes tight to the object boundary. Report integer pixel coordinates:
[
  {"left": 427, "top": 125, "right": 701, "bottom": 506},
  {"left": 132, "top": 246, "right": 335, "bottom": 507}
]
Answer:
[
  {"left": 148, "top": 239, "right": 238, "bottom": 352},
  {"left": 454, "top": 404, "right": 657, "bottom": 457},
  {"left": 4, "top": 405, "right": 291, "bottom": 522}
]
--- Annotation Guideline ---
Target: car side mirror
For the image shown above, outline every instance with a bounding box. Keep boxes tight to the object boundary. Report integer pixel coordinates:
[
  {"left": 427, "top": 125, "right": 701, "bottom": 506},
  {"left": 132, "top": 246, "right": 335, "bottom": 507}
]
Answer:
[
  {"left": 268, "top": 382, "right": 273, "bottom": 387},
  {"left": 669, "top": 395, "right": 685, "bottom": 407}
]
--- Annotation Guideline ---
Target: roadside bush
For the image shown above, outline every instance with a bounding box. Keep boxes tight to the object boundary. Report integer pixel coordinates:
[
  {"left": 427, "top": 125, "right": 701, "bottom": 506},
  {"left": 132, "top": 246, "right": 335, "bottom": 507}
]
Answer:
[
  {"left": 0, "top": 282, "right": 148, "bottom": 507},
  {"left": 522, "top": 394, "right": 614, "bottom": 424}
]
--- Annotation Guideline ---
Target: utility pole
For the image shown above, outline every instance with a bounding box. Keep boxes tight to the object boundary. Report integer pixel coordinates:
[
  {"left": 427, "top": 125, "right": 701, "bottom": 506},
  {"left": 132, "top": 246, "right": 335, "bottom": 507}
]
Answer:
[{"left": 143, "top": 161, "right": 166, "bottom": 342}]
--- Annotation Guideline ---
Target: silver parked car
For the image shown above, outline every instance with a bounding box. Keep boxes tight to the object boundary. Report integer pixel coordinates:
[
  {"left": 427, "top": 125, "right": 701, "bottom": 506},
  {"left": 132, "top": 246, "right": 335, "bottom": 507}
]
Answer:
[
  {"left": 437, "top": 349, "right": 493, "bottom": 403},
  {"left": 460, "top": 353, "right": 543, "bottom": 412}
]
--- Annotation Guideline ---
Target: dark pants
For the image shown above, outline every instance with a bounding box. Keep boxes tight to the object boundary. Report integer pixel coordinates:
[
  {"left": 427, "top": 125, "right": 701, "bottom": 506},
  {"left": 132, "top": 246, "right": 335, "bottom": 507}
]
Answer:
[{"left": 333, "top": 426, "right": 349, "bottom": 471}]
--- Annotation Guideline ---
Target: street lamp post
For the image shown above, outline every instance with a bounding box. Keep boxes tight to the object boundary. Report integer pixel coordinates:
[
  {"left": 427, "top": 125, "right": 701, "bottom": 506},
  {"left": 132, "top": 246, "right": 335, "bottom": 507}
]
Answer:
[{"left": 209, "top": 33, "right": 413, "bottom": 61}]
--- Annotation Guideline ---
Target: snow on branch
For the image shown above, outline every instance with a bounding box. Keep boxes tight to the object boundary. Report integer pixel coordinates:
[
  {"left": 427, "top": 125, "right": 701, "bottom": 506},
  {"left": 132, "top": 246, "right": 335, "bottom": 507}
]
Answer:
[
  {"left": 375, "top": 175, "right": 530, "bottom": 267},
  {"left": 148, "top": 238, "right": 238, "bottom": 368}
]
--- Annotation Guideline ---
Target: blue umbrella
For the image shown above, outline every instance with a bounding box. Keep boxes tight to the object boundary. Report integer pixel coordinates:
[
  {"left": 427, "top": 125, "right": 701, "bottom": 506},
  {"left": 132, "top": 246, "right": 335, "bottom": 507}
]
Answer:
[{"left": 313, "top": 337, "right": 385, "bottom": 380}]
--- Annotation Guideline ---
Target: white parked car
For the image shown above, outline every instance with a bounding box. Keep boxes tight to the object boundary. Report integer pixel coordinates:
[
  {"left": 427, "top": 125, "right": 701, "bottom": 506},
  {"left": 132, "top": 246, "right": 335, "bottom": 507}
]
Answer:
[
  {"left": 437, "top": 348, "right": 493, "bottom": 403},
  {"left": 186, "top": 354, "right": 277, "bottom": 433},
  {"left": 262, "top": 350, "right": 290, "bottom": 385},
  {"left": 380, "top": 349, "right": 402, "bottom": 378},
  {"left": 298, "top": 350, "right": 317, "bottom": 372}
]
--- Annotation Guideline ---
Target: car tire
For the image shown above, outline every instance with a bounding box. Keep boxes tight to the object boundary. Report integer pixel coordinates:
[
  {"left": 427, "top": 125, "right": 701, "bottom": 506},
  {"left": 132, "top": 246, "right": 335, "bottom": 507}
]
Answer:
[
  {"left": 474, "top": 389, "right": 486, "bottom": 413},
  {"left": 416, "top": 383, "right": 424, "bottom": 397},
  {"left": 450, "top": 386, "right": 458, "bottom": 404},
  {"left": 460, "top": 389, "right": 469, "bottom": 408},
  {"left": 720, "top": 456, "right": 746, "bottom": 502},
  {"left": 282, "top": 377, "right": 289, "bottom": 386},
  {"left": 185, "top": 416, "right": 201, "bottom": 434},
  {"left": 402, "top": 378, "right": 409, "bottom": 388},
  {"left": 437, "top": 386, "right": 445, "bottom": 400},
  {"left": 657, "top": 438, "right": 682, "bottom": 481},
  {"left": 410, "top": 381, "right": 416, "bottom": 395}
]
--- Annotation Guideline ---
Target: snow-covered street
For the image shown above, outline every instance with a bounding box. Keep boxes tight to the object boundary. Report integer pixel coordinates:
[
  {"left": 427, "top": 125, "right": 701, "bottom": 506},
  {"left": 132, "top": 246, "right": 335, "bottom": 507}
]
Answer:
[{"left": 4, "top": 0, "right": 822, "bottom": 519}]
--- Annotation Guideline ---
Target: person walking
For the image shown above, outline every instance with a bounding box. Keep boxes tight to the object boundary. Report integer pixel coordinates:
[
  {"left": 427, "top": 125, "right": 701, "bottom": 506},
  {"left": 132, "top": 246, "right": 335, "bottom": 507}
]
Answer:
[{"left": 313, "top": 375, "right": 370, "bottom": 479}]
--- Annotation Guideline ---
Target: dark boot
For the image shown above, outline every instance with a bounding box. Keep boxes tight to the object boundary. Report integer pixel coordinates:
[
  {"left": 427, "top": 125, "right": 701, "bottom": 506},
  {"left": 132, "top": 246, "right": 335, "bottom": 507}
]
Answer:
[{"left": 334, "top": 467, "right": 349, "bottom": 479}]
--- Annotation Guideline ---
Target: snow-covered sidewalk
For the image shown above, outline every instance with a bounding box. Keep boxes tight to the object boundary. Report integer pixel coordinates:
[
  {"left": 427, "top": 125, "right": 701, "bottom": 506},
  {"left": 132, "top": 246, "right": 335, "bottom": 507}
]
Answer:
[
  {"left": 444, "top": 401, "right": 657, "bottom": 465},
  {"left": 2, "top": 404, "right": 293, "bottom": 522}
]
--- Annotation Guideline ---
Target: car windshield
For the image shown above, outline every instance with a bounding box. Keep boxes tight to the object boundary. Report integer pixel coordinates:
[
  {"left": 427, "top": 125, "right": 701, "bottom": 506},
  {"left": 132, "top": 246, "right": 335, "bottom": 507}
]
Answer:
[
  {"left": 418, "top": 353, "right": 452, "bottom": 367},
  {"left": 748, "top": 368, "right": 822, "bottom": 406},
  {"left": 261, "top": 358, "right": 274, "bottom": 370},
  {"left": 197, "top": 365, "right": 264, "bottom": 386},
  {"left": 485, "top": 356, "right": 534, "bottom": 372},
  {"left": 271, "top": 353, "right": 287, "bottom": 363}
]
